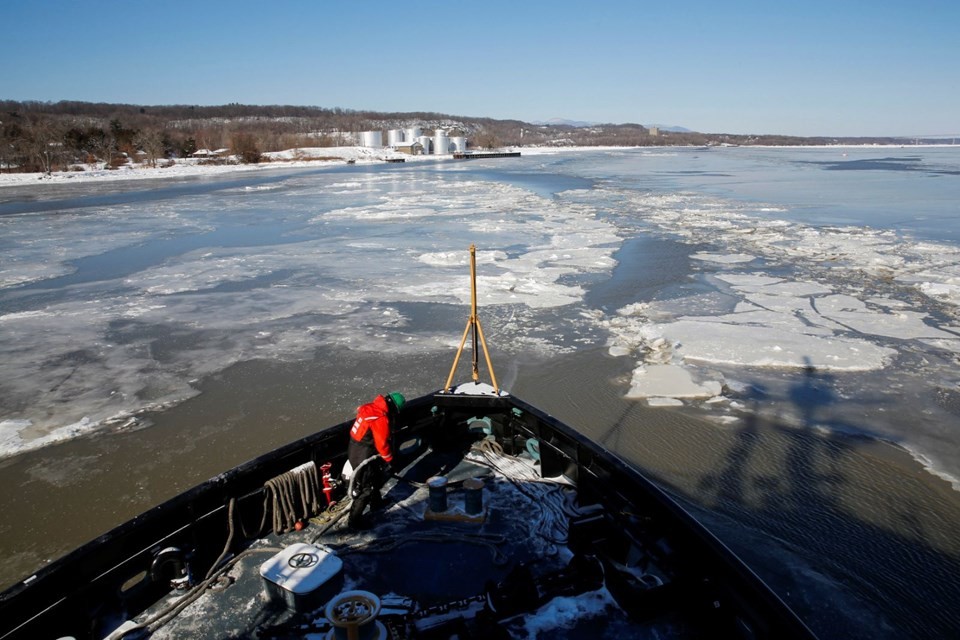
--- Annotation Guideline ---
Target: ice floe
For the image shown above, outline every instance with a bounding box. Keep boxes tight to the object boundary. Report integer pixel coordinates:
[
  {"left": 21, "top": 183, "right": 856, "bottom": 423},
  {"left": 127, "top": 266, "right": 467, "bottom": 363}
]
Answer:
[
  {"left": 0, "top": 168, "right": 617, "bottom": 458},
  {"left": 691, "top": 252, "right": 757, "bottom": 264},
  {"left": 601, "top": 185, "right": 960, "bottom": 397},
  {"left": 627, "top": 364, "right": 723, "bottom": 400}
]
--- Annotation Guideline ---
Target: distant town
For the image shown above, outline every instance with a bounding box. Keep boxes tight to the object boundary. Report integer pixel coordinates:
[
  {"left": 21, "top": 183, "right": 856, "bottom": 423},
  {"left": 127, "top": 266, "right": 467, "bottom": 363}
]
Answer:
[{"left": 1, "top": 100, "right": 954, "bottom": 175}]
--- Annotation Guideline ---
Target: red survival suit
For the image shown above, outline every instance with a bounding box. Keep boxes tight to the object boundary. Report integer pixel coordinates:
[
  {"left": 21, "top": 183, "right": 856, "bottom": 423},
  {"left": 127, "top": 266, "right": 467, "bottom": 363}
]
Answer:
[
  {"left": 346, "top": 395, "right": 393, "bottom": 527},
  {"left": 348, "top": 394, "right": 394, "bottom": 469}
]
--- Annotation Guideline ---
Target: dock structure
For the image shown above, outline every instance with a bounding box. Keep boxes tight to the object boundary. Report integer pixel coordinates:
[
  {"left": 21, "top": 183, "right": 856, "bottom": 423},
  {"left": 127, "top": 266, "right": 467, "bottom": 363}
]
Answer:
[{"left": 452, "top": 151, "right": 521, "bottom": 160}]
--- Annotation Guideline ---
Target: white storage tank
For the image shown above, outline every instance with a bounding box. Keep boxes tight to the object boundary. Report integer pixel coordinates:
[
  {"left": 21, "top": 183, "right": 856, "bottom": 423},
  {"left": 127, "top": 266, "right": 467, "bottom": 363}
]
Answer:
[
  {"left": 417, "top": 135, "right": 433, "bottom": 154},
  {"left": 450, "top": 136, "right": 467, "bottom": 153},
  {"left": 359, "top": 131, "right": 382, "bottom": 147},
  {"left": 387, "top": 129, "right": 405, "bottom": 146},
  {"left": 405, "top": 127, "right": 422, "bottom": 141},
  {"left": 433, "top": 130, "right": 450, "bottom": 155}
]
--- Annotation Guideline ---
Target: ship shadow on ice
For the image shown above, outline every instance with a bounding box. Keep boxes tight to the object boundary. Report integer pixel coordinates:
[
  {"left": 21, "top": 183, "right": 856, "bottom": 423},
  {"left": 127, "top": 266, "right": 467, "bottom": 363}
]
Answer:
[
  {"left": 576, "top": 353, "right": 960, "bottom": 640},
  {"left": 685, "top": 358, "right": 960, "bottom": 640}
]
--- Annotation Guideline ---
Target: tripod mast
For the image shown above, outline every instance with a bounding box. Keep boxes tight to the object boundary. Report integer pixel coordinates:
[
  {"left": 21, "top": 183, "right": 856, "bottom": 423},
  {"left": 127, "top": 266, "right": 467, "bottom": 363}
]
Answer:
[{"left": 443, "top": 244, "right": 500, "bottom": 394}]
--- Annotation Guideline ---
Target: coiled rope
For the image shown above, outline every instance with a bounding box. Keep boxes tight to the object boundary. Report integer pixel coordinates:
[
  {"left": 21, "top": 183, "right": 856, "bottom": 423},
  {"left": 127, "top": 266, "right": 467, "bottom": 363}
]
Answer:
[
  {"left": 468, "top": 438, "right": 579, "bottom": 551},
  {"left": 263, "top": 461, "right": 322, "bottom": 534},
  {"left": 119, "top": 461, "right": 323, "bottom": 637}
]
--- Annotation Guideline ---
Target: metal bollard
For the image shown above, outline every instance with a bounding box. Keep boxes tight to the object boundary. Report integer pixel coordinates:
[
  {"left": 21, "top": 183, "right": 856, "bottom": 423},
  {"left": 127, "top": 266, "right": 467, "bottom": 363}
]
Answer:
[
  {"left": 427, "top": 476, "right": 448, "bottom": 512},
  {"left": 463, "top": 478, "right": 484, "bottom": 515}
]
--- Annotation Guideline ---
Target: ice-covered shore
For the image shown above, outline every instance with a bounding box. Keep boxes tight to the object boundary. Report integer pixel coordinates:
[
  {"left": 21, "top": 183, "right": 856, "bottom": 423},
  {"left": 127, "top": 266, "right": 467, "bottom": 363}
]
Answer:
[
  {"left": 0, "top": 144, "right": 613, "bottom": 187},
  {"left": 0, "top": 146, "right": 416, "bottom": 187},
  {"left": 7, "top": 143, "right": 946, "bottom": 188}
]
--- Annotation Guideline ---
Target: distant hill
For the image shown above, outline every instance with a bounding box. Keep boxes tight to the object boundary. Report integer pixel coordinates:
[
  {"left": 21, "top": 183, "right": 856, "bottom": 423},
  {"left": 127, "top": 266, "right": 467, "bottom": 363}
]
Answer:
[
  {"left": 646, "top": 124, "right": 692, "bottom": 133},
  {"left": 531, "top": 118, "right": 598, "bottom": 128},
  {"left": 533, "top": 118, "right": 693, "bottom": 133},
  {"left": 0, "top": 99, "right": 930, "bottom": 174},
  {"left": 533, "top": 119, "right": 693, "bottom": 133}
]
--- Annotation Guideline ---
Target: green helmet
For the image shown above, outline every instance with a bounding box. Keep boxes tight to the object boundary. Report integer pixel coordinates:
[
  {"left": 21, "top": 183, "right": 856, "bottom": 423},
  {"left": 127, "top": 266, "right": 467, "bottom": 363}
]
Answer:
[{"left": 387, "top": 392, "right": 406, "bottom": 412}]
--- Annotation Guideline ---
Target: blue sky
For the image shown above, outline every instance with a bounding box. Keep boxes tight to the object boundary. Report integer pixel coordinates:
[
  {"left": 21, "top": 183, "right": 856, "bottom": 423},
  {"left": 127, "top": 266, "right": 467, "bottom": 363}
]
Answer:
[{"left": 2, "top": 0, "right": 957, "bottom": 137}]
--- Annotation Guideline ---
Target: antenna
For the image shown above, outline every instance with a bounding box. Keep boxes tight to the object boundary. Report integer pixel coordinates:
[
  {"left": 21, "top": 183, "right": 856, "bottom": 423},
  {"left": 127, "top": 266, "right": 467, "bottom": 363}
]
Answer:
[{"left": 443, "top": 244, "right": 500, "bottom": 394}]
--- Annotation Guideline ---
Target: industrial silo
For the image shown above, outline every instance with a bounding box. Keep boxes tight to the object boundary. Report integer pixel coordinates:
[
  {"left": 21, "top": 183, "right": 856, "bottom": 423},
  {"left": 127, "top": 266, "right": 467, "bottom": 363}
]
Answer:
[
  {"left": 450, "top": 136, "right": 467, "bottom": 153},
  {"left": 360, "top": 131, "right": 382, "bottom": 147},
  {"left": 387, "top": 129, "right": 405, "bottom": 146},
  {"left": 405, "top": 127, "right": 422, "bottom": 141},
  {"left": 433, "top": 129, "right": 450, "bottom": 155},
  {"left": 417, "top": 136, "right": 433, "bottom": 154}
]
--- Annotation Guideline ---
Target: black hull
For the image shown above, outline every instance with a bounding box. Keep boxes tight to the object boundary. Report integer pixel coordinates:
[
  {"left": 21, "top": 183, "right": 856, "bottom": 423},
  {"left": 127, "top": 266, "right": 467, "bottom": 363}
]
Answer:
[{"left": 0, "top": 387, "right": 816, "bottom": 639}]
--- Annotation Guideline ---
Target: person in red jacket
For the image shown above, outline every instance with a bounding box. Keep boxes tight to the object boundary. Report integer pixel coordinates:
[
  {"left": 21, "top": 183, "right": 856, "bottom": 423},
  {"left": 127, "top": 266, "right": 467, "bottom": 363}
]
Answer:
[{"left": 347, "top": 392, "right": 405, "bottom": 528}]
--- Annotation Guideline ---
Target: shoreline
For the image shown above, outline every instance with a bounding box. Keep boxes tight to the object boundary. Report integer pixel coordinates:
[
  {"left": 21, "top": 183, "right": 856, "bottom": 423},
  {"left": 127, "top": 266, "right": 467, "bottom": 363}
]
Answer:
[
  {"left": 3, "top": 143, "right": 958, "bottom": 188},
  {"left": 0, "top": 145, "right": 428, "bottom": 188}
]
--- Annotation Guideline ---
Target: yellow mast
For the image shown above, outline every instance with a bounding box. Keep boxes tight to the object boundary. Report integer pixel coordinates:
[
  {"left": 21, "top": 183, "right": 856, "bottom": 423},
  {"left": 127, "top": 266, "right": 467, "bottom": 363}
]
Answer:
[{"left": 443, "top": 244, "right": 500, "bottom": 394}]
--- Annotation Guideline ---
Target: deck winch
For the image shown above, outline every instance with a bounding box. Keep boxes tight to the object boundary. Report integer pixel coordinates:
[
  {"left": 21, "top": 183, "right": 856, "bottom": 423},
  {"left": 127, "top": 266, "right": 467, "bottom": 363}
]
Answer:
[{"left": 324, "top": 590, "right": 387, "bottom": 640}]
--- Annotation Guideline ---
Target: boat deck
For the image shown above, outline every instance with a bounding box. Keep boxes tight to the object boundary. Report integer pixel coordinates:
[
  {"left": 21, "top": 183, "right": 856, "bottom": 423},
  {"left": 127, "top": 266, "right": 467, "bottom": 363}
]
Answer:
[{"left": 117, "top": 442, "right": 686, "bottom": 639}]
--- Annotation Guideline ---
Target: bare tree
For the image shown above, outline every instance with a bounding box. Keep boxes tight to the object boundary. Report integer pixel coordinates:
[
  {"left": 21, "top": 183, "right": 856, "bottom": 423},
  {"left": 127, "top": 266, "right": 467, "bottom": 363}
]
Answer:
[
  {"left": 90, "top": 127, "right": 116, "bottom": 168},
  {"left": 230, "top": 132, "right": 261, "bottom": 164},
  {"left": 1, "top": 117, "right": 24, "bottom": 173},
  {"left": 473, "top": 130, "right": 500, "bottom": 150},
  {"left": 20, "top": 116, "right": 65, "bottom": 175},
  {"left": 133, "top": 129, "right": 165, "bottom": 167}
]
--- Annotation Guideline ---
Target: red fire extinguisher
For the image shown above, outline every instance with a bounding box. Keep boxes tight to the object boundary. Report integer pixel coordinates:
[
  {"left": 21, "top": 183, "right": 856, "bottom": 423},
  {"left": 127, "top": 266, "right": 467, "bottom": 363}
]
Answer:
[{"left": 321, "top": 462, "right": 335, "bottom": 506}]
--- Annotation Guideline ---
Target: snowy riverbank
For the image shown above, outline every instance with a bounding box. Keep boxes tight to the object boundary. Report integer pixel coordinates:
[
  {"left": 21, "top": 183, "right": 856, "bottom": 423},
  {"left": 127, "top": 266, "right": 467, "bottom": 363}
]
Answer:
[
  {"left": 0, "top": 146, "right": 418, "bottom": 187},
  {"left": 6, "top": 143, "right": 953, "bottom": 188}
]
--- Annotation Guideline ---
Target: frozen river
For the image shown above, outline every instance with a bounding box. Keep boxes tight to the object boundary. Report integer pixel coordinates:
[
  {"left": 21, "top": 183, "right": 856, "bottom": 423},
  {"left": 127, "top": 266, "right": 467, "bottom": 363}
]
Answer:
[{"left": 1, "top": 146, "right": 959, "bottom": 638}]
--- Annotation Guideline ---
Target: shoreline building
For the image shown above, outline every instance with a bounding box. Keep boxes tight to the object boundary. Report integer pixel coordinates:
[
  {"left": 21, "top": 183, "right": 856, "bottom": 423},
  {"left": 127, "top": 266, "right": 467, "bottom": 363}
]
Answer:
[
  {"left": 358, "top": 125, "right": 467, "bottom": 155},
  {"left": 417, "top": 135, "right": 433, "bottom": 154},
  {"left": 433, "top": 129, "right": 450, "bottom": 155},
  {"left": 387, "top": 129, "right": 404, "bottom": 147},
  {"left": 359, "top": 131, "right": 383, "bottom": 147}
]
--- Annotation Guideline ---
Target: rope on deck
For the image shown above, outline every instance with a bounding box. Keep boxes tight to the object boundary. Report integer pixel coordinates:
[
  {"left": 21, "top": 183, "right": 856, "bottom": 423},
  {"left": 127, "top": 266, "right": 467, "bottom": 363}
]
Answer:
[
  {"left": 117, "top": 541, "right": 283, "bottom": 638},
  {"left": 468, "top": 437, "right": 582, "bottom": 552},
  {"left": 117, "top": 463, "right": 325, "bottom": 638},
  {"left": 337, "top": 530, "right": 509, "bottom": 565},
  {"left": 264, "top": 460, "right": 322, "bottom": 534}
]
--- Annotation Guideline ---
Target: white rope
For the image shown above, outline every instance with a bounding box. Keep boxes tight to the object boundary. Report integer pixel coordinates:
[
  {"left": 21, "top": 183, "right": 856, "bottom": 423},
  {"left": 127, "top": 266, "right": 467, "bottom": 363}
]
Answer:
[
  {"left": 339, "top": 530, "right": 509, "bottom": 565},
  {"left": 467, "top": 438, "right": 580, "bottom": 549}
]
